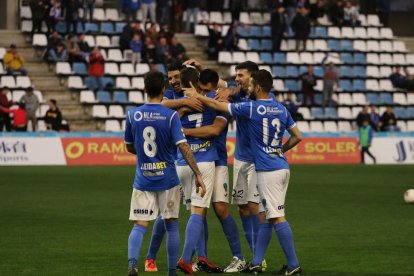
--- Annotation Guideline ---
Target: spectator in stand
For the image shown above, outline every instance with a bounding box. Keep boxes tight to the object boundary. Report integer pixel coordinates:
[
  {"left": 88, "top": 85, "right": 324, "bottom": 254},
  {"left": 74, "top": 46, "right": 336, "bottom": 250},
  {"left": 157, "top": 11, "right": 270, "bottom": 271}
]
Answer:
[
  {"left": 369, "top": 105, "right": 381, "bottom": 131},
  {"left": 271, "top": 5, "right": 287, "bottom": 52},
  {"left": 48, "top": 43, "right": 68, "bottom": 62},
  {"left": 120, "top": 22, "right": 136, "bottom": 51},
  {"left": 156, "top": 0, "right": 170, "bottom": 26},
  {"left": 65, "top": 34, "right": 83, "bottom": 62},
  {"left": 45, "top": 99, "right": 63, "bottom": 131},
  {"left": 283, "top": 93, "right": 303, "bottom": 121},
  {"left": 376, "top": 0, "right": 390, "bottom": 27},
  {"left": 359, "top": 118, "right": 376, "bottom": 164},
  {"left": 141, "top": 0, "right": 156, "bottom": 24},
  {"left": 77, "top": 33, "right": 91, "bottom": 58},
  {"left": 229, "top": 0, "right": 242, "bottom": 23},
  {"left": 284, "top": 0, "right": 296, "bottom": 35},
  {"left": 207, "top": 23, "right": 223, "bottom": 60},
  {"left": 0, "top": 87, "right": 13, "bottom": 132},
  {"left": 343, "top": 1, "right": 360, "bottom": 27},
  {"left": 49, "top": 1, "right": 63, "bottom": 31},
  {"left": 170, "top": 35, "right": 187, "bottom": 63},
  {"left": 82, "top": 0, "right": 95, "bottom": 22},
  {"left": 356, "top": 105, "right": 370, "bottom": 128},
  {"left": 159, "top": 24, "right": 173, "bottom": 43},
  {"left": 389, "top": 66, "right": 407, "bottom": 89},
  {"left": 329, "top": 0, "right": 344, "bottom": 27},
  {"left": 223, "top": 23, "right": 239, "bottom": 51},
  {"left": 185, "top": 0, "right": 200, "bottom": 33},
  {"left": 292, "top": 8, "right": 311, "bottom": 52},
  {"left": 142, "top": 36, "right": 156, "bottom": 63},
  {"left": 322, "top": 55, "right": 339, "bottom": 108},
  {"left": 88, "top": 47, "right": 105, "bottom": 90},
  {"left": 299, "top": 65, "right": 317, "bottom": 106},
  {"left": 155, "top": 36, "right": 171, "bottom": 64},
  {"left": 172, "top": 0, "right": 184, "bottom": 33},
  {"left": 3, "top": 44, "right": 28, "bottom": 76},
  {"left": 0, "top": 103, "right": 28, "bottom": 132},
  {"left": 403, "top": 67, "right": 414, "bottom": 91},
  {"left": 65, "top": 0, "right": 80, "bottom": 34},
  {"left": 30, "top": 0, "right": 46, "bottom": 35},
  {"left": 135, "top": 21, "right": 146, "bottom": 39},
  {"left": 145, "top": 23, "right": 159, "bottom": 44},
  {"left": 121, "top": 0, "right": 133, "bottom": 21},
  {"left": 130, "top": 33, "right": 143, "bottom": 64},
  {"left": 380, "top": 106, "right": 399, "bottom": 132},
  {"left": 310, "top": 0, "right": 328, "bottom": 24},
  {"left": 297, "top": 0, "right": 310, "bottom": 10},
  {"left": 47, "top": 30, "right": 63, "bottom": 54},
  {"left": 20, "top": 87, "right": 40, "bottom": 131}
]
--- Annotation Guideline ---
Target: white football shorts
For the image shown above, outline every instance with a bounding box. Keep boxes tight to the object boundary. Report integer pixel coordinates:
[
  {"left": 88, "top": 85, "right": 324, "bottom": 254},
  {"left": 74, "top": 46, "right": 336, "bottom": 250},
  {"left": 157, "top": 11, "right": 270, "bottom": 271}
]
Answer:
[
  {"left": 129, "top": 185, "right": 181, "bottom": 221},
  {"left": 212, "top": 165, "right": 230, "bottom": 203},
  {"left": 232, "top": 158, "right": 260, "bottom": 205},
  {"left": 177, "top": 161, "right": 215, "bottom": 210},
  {"left": 256, "top": 169, "right": 290, "bottom": 219}
]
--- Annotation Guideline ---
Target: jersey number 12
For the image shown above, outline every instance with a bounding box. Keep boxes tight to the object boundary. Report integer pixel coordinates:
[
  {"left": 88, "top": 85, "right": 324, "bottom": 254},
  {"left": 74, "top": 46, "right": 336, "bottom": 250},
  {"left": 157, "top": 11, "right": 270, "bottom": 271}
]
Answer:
[{"left": 262, "top": 118, "right": 280, "bottom": 146}]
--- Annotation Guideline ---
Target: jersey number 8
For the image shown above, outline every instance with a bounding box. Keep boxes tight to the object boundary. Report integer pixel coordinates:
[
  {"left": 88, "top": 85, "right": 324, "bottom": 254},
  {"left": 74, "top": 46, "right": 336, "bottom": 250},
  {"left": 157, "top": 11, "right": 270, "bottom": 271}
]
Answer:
[{"left": 143, "top": 126, "right": 157, "bottom": 157}]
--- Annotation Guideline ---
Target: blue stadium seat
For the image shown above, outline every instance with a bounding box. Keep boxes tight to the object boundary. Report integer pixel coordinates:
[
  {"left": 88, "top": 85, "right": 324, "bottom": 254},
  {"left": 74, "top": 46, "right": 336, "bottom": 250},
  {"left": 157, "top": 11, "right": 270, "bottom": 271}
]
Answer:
[
  {"left": 407, "top": 107, "right": 414, "bottom": 118},
  {"left": 272, "top": 66, "right": 286, "bottom": 77},
  {"left": 299, "top": 65, "right": 307, "bottom": 74},
  {"left": 248, "top": 39, "right": 261, "bottom": 50},
  {"left": 101, "top": 77, "right": 114, "bottom": 89},
  {"left": 260, "top": 52, "right": 273, "bottom": 64},
  {"left": 113, "top": 90, "right": 128, "bottom": 103},
  {"left": 328, "top": 40, "right": 341, "bottom": 51},
  {"left": 73, "top": 62, "right": 87, "bottom": 75},
  {"left": 367, "top": 93, "right": 379, "bottom": 104},
  {"left": 341, "top": 40, "right": 353, "bottom": 51},
  {"left": 379, "top": 93, "right": 393, "bottom": 104},
  {"left": 311, "top": 107, "right": 324, "bottom": 119},
  {"left": 314, "top": 26, "right": 327, "bottom": 38},
  {"left": 97, "top": 90, "right": 111, "bottom": 103},
  {"left": 85, "top": 77, "right": 98, "bottom": 90},
  {"left": 55, "top": 21, "right": 66, "bottom": 33},
  {"left": 274, "top": 53, "right": 286, "bottom": 64},
  {"left": 250, "top": 26, "right": 262, "bottom": 37},
  {"left": 76, "top": 22, "right": 84, "bottom": 33},
  {"left": 354, "top": 53, "right": 366, "bottom": 64},
  {"left": 313, "top": 66, "right": 324, "bottom": 78},
  {"left": 101, "top": 22, "right": 115, "bottom": 34},
  {"left": 341, "top": 53, "right": 353, "bottom": 64},
  {"left": 237, "top": 26, "right": 249, "bottom": 37},
  {"left": 354, "top": 66, "right": 366, "bottom": 78},
  {"left": 394, "top": 107, "right": 407, "bottom": 118},
  {"left": 157, "top": 64, "right": 166, "bottom": 75},
  {"left": 325, "top": 107, "right": 338, "bottom": 118},
  {"left": 286, "top": 66, "right": 298, "bottom": 77},
  {"left": 339, "top": 80, "right": 352, "bottom": 91},
  {"left": 115, "top": 22, "right": 127, "bottom": 33},
  {"left": 285, "top": 80, "right": 299, "bottom": 91},
  {"left": 261, "top": 39, "right": 273, "bottom": 50},
  {"left": 84, "top": 22, "right": 98, "bottom": 33},
  {"left": 262, "top": 26, "right": 271, "bottom": 37},
  {"left": 315, "top": 93, "right": 323, "bottom": 105},
  {"left": 353, "top": 80, "right": 366, "bottom": 91},
  {"left": 341, "top": 66, "right": 353, "bottom": 78}
]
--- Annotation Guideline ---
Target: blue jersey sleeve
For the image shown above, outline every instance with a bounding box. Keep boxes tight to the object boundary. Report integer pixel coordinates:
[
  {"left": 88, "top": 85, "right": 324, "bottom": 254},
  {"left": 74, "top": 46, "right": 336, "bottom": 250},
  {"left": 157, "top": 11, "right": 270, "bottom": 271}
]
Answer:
[
  {"left": 124, "top": 110, "right": 133, "bottom": 143},
  {"left": 163, "top": 89, "right": 174, "bottom": 100},
  {"left": 285, "top": 108, "right": 296, "bottom": 130},
  {"left": 229, "top": 102, "right": 252, "bottom": 119},
  {"left": 170, "top": 112, "right": 187, "bottom": 145}
]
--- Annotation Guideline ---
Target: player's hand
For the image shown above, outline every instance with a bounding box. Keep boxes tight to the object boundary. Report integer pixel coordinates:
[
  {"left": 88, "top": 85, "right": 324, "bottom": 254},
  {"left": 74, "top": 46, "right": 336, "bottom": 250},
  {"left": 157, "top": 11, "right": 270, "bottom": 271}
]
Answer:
[
  {"left": 215, "top": 88, "right": 232, "bottom": 102},
  {"left": 195, "top": 174, "right": 206, "bottom": 198},
  {"left": 183, "top": 59, "right": 205, "bottom": 71},
  {"left": 184, "top": 97, "right": 203, "bottom": 112}
]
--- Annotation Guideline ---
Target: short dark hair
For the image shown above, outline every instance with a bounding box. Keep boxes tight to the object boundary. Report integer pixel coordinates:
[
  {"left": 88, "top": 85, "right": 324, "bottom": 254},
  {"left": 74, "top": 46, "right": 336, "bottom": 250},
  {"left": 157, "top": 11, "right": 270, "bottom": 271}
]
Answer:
[
  {"left": 251, "top": 70, "right": 273, "bottom": 93},
  {"left": 167, "top": 62, "right": 184, "bottom": 72},
  {"left": 50, "top": 99, "right": 57, "bottom": 106},
  {"left": 180, "top": 67, "right": 199, "bottom": 88},
  {"left": 144, "top": 71, "right": 166, "bottom": 98},
  {"left": 199, "top": 69, "right": 219, "bottom": 87},
  {"left": 18, "top": 102, "right": 25, "bottom": 109},
  {"left": 235, "top": 61, "right": 259, "bottom": 73}
]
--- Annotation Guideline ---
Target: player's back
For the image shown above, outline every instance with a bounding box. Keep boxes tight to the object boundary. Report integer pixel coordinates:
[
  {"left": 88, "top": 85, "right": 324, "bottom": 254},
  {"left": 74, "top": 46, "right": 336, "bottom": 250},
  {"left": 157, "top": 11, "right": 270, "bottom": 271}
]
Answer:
[
  {"left": 248, "top": 99, "right": 296, "bottom": 171},
  {"left": 177, "top": 92, "right": 218, "bottom": 165},
  {"left": 125, "top": 103, "right": 183, "bottom": 191}
]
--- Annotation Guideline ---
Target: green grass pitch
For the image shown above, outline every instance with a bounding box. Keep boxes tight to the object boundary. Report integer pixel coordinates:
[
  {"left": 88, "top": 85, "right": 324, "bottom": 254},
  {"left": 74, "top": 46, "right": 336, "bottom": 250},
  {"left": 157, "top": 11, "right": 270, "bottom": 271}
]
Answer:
[{"left": 1, "top": 165, "right": 414, "bottom": 275}]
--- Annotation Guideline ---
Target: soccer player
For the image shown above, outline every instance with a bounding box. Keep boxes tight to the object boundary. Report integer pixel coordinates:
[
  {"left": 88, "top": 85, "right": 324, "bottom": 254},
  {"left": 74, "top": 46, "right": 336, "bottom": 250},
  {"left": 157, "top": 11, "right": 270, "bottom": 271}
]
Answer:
[
  {"left": 125, "top": 71, "right": 206, "bottom": 276},
  {"left": 184, "top": 69, "right": 303, "bottom": 275},
  {"left": 182, "top": 69, "right": 246, "bottom": 272},
  {"left": 176, "top": 67, "right": 222, "bottom": 274}
]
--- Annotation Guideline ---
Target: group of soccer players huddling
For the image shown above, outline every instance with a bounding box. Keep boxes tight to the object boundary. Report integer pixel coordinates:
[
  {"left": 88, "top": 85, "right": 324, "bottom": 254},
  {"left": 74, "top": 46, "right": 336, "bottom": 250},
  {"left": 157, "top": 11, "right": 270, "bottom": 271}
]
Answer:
[{"left": 124, "top": 58, "right": 303, "bottom": 276}]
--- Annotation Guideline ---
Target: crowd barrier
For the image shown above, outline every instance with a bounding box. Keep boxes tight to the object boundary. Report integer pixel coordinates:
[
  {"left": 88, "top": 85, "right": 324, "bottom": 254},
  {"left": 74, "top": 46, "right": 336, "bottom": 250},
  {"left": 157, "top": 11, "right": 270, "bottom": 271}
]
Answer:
[{"left": 0, "top": 132, "right": 413, "bottom": 165}]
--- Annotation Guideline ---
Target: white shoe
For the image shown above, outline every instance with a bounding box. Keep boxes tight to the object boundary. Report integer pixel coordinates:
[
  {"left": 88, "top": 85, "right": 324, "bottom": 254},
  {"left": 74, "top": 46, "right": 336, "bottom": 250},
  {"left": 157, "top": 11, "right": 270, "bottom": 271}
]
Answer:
[{"left": 224, "top": 256, "right": 246, "bottom": 273}]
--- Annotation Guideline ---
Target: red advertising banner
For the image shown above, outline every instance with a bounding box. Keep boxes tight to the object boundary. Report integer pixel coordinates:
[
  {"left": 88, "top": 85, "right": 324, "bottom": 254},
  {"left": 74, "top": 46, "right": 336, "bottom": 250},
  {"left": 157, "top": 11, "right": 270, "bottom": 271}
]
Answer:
[
  {"left": 62, "top": 138, "right": 136, "bottom": 165},
  {"left": 284, "top": 137, "right": 360, "bottom": 164}
]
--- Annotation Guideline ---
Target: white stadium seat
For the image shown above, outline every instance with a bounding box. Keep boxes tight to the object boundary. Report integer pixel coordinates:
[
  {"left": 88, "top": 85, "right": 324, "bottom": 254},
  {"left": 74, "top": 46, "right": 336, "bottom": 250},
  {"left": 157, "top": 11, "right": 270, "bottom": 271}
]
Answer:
[
  {"left": 393, "top": 54, "right": 406, "bottom": 65},
  {"left": 379, "top": 53, "right": 393, "bottom": 65},
  {"left": 353, "top": 93, "right": 367, "bottom": 105},
  {"left": 106, "top": 8, "right": 120, "bottom": 21},
  {"left": 354, "top": 27, "right": 367, "bottom": 39},
  {"left": 93, "top": 8, "right": 106, "bottom": 20},
  {"left": 379, "top": 79, "right": 394, "bottom": 91},
  {"left": 105, "top": 120, "right": 121, "bottom": 132},
  {"left": 407, "top": 121, "right": 414, "bottom": 132},
  {"left": 16, "top": 76, "right": 31, "bottom": 88},
  {"left": 366, "top": 66, "right": 380, "bottom": 77},
  {"left": 380, "top": 28, "right": 393, "bottom": 39},
  {"left": 298, "top": 107, "right": 310, "bottom": 119},
  {"left": 115, "top": 77, "right": 131, "bottom": 89},
  {"left": 341, "top": 27, "right": 354, "bottom": 38},
  {"left": 107, "top": 49, "right": 124, "bottom": 61},
  {"left": 328, "top": 27, "right": 341, "bottom": 38},
  {"left": 353, "top": 40, "right": 366, "bottom": 52},
  {"left": 1, "top": 76, "right": 16, "bottom": 88},
  {"left": 393, "top": 93, "right": 406, "bottom": 105},
  {"left": 68, "top": 76, "right": 85, "bottom": 89},
  {"left": 84, "top": 35, "right": 96, "bottom": 47},
  {"left": 195, "top": 25, "right": 209, "bottom": 36},
  {"left": 352, "top": 107, "right": 362, "bottom": 118},
  {"left": 104, "top": 63, "right": 120, "bottom": 75},
  {"left": 132, "top": 77, "right": 145, "bottom": 90},
  {"left": 287, "top": 52, "right": 300, "bottom": 64},
  {"left": 297, "top": 121, "right": 309, "bottom": 132},
  {"left": 366, "top": 53, "right": 380, "bottom": 65},
  {"left": 380, "top": 66, "right": 392, "bottom": 77},
  {"left": 310, "top": 121, "right": 324, "bottom": 132},
  {"left": 56, "top": 62, "right": 71, "bottom": 75},
  {"left": 380, "top": 41, "right": 393, "bottom": 52},
  {"left": 367, "top": 14, "right": 382, "bottom": 26},
  {"left": 246, "top": 52, "right": 260, "bottom": 63},
  {"left": 136, "top": 63, "right": 150, "bottom": 75},
  {"left": 338, "top": 94, "right": 352, "bottom": 105},
  {"left": 129, "top": 91, "right": 144, "bottom": 103},
  {"left": 313, "top": 40, "right": 328, "bottom": 51},
  {"left": 218, "top": 52, "right": 232, "bottom": 64},
  {"left": 366, "top": 41, "right": 379, "bottom": 52},
  {"left": 109, "top": 105, "right": 124, "bottom": 118},
  {"left": 95, "top": 35, "right": 111, "bottom": 47},
  {"left": 232, "top": 52, "right": 246, "bottom": 63},
  {"left": 32, "top": 34, "right": 47, "bottom": 47},
  {"left": 324, "top": 121, "right": 338, "bottom": 132},
  {"left": 120, "top": 63, "right": 135, "bottom": 76},
  {"left": 367, "top": 27, "right": 380, "bottom": 38},
  {"left": 12, "top": 90, "right": 25, "bottom": 102},
  {"left": 338, "top": 121, "right": 353, "bottom": 132},
  {"left": 92, "top": 105, "right": 108, "bottom": 118},
  {"left": 338, "top": 107, "right": 352, "bottom": 119},
  {"left": 393, "top": 41, "right": 407, "bottom": 52},
  {"left": 80, "top": 90, "right": 96, "bottom": 103}
]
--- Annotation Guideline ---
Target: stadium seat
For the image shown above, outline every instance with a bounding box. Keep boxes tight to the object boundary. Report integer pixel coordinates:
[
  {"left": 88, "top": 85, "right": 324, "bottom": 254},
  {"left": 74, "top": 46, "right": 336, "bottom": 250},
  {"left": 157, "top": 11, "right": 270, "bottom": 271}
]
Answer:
[
  {"left": 286, "top": 66, "right": 298, "bottom": 77},
  {"left": 367, "top": 27, "right": 380, "bottom": 39},
  {"left": 262, "top": 26, "right": 271, "bottom": 37},
  {"left": 366, "top": 40, "right": 380, "bottom": 52},
  {"left": 393, "top": 54, "right": 406, "bottom": 65},
  {"left": 314, "top": 40, "right": 328, "bottom": 51},
  {"left": 32, "top": 34, "right": 47, "bottom": 47},
  {"left": 297, "top": 121, "right": 309, "bottom": 132},
  {"left": 354, "top": 66, "right": 366, "bottom": 78},
  {"left": 16, "top": 76, "right": 31, "bottom": 88},
  {"left": 105, "top": 120, "right": 121, "bottom": 132},
  {"left": 407, "top": 107, "right": 414, "bottom": 118},
  {"left": 285, "top": 80, "right": 299, "bottom": 91},
  {"left": 311, "top": 107, "right": 324, "bottom": 119},
  {"left": 338, "top": 121, "right": 352, "bottom": 132},
  {"left": 366, "top": 79, "right": 380, "bottom": 91},
  {"left": 393, "top": 107, "right": 406, "bottom": 119},
  {"left": 324, "top": 121, "right": 338, "bottom": 132},
  {"left": 338, "top": 94, "right": 352, "bottom": 105},
  {"left": 259, "top": 65, "right": 271, "bottom": 73},
  {"left": 341, "top": 53, "right": 353, "bottom": 64},
  {"left": 239, "top": 12, "right": 251, "bottom": 24},
  {"left": 339, "top": 80, "right": 352, "bottom": 91},
  {"left": 96, "top": 35, "right": 111, "bottom": 48},
  {"left": 313, "top": 26, "right": 327, "bottom": 38},
  {"left": 238, "top": 39, "right": 249, "bottom": 50},
  {"left": 100, "top": 22, "right": 115, "bottom": 34},
  {"left": 325, "top": 107, "right": 337, "bottom": 119},
  {"left": 380, "top": 41, "right": 393, "bottom": 52},
  {"left": 367, "top": 15, "right": 382, "bottom": 27},
  {"left": 93, "top": 8, "right": 106, "bottom": 20},
  {"left": 354, "top": 27, "right": 367, "bottom": 39},
  {"left": 367, "top": 53, "right": 380, "bottom": 65},
  {"left": 107, "top": 49, "right": 124, "bottom": 61},
  {"left": 56, "top": 62, "right": 71, "bottom": 75},
  {"left": 80, "top": 90, "right": 96, "bottom": 103},
  {"left": 1, "top": 76, "right": 16, "bottom": 88},
  {"left": 379, "top": 93, "right": 393, "bottom": 104},
  {"left": 354, "top": 53, "right": 366, "bottom": 64},
  {"left": 129, "top": 91, "right": 144, "bottom": 103},
  {"left": 353, "top": 40, "right": 366, "bottom": 52},
  {"left": 157, "top": 64, "right": 166, "bottom": 75},
  {"left": 119, "top": 63, "right": 134, "bottom": 76},
  {"left": 273, "top": 79, "right": 285, "bottom": 91},
  {"left": 366, "top": 93, "right": 379, "bottom": 104},
  {"left": 328, "top": 27, "right": 341, "bottom": 38},
  {"left": 366, "top": 66, "right": 380, "bottom": 77},
  {"left": 353, "top": 93, "right": 367, "bottom": 105},
  {"left": 340, "top": 66, "right": 353, "bottom": 78},
  {"left": 97, "top": 90, "right": 111, "bottom": 103},
  {"left": 287, "top": 53, "right": 300, "bottom": 64},
  {"left": 261, "top": 40, "right": 272, "bottom": 50},
  {"left": 101, "top": 77, "right": 114, "bottom": 89},
  {"left": 195, "top": 25, "right": 209, "bottom": 36},
  {"left": 260, "top": 53, "right": 273, "bottom": 64},
  {"left": 92, "top": 105, "right": 108, "bottom": 118},
  {"left": 328, "top": 40, "right": 341, "bottom": 51},
  {"left": 406, "top": 54, "right": 414, "bottom": 65},
  {"left": 393, "top": 93, "right": 407, "bottom": 105},
  {"left": 210, "top": 11, "right": 224, "bottom": 24},
  {"left": 12, "top": 90, "right": 25, "bottom": 102},
  {"left": 273, "top": 53, "right": 286, "bottom": 64},
  {"left": 84, "top": 22, "right": 99, "bottom": 33},
  {"left": 310, "top": 121, "right": 324, "bottom": 132},
  {"left": 246, "top": 52, "right": 260, "bottom": 63},
  {"left": 113, "top": 91, "right": 128, "bottom": 103},
  {"left": 108, "top": 105, "right": 124, "bottom": 118},
  {"left": 352, "top": 106, "right": 362, "bottom": 118},
  {"left": 379, "top": 79, "right": 394, "bottom": 91},
  {"left": 380, "top": 53, "right": 394, "bottom": 65},
  {"left": 338, "top": 107, "right": 352, "bottom": 119},
  {"left": 84, "top": 35, "right": 96, "bottom": 47},
  {"left": 300, "top": 52, "right": 313, "bottom": 64},
  {"left": 72, "top": 62, "right": 88, "bottom": 75},
  {"left": 408, "top": 121, "right": 414, "bottom": 131},
  {"left": 250, "top": 12, "right": 264, "bottom": 25},
  {"left": 380, "top": 28, "right": 393, "bottom": 39},
  {"left": 21, "top": 6, "right": 32, "bottom": 18},
  {"left": 106, "top": 8, "right": 121, "bottom": 21},
  {"left": 115, "top": 22, "right": 127, "bottom": 33},
  {"left": 136, "top": 64, "right": 150, "bottom": 75},
  {"left": 218, "top": 52, "right": 232, "bottom": 64},
  {"left": 233, "top": 52, "right": 246, "bottom": 64},
  {"left": 272, "top": 66, "right": 286, "bottom": 78},
  {"left": 341, "top": 27, "right": 354, "bottom": 39},
  {"left": 341, "top": 40, "right": 353, "bottom": 51},
  {"left": 379, "top": 66, "right": 392, "bottom": 77},
  {"left": 115, "top": 77, "right": 131, "bottom": 90},
  {"left": 104, "top": 63, "right": 120, "bottom": 76},
  {"left": 132, "top": 77, "right": 145, "bottom": 90}
]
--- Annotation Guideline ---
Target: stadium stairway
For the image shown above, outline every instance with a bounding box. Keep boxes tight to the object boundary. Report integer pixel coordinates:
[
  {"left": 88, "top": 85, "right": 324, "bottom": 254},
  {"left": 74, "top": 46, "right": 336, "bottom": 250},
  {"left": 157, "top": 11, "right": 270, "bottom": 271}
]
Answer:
[
  {"left": 401, "top": 37, "right": 414, "bottom": 52},
  {"left": 0, "top": 30, "right": 96, "bottom": 131}
]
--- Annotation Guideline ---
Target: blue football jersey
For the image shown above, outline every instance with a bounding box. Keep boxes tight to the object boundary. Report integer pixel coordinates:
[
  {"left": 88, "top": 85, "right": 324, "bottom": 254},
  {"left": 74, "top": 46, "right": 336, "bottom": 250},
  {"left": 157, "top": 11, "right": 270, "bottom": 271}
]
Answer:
[
  {"left": 163, "top": 88, "right": 184, "bottom": 100},
  {"left": 229, "top": 99, "right": 296, "bottom": 171},
  {"left": 215, "top": 112, "right": 230, "bottom": 166},
  {"left": 177, "top": 92, "right": 218, "bottom": 165},
  {"left": 125, "top": 103, "right": 186, "bottom": 191}
]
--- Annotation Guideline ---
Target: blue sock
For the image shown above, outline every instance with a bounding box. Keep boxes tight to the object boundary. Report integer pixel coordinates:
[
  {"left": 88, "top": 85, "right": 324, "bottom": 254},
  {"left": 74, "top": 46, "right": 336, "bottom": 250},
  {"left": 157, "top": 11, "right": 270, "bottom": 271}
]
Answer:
[
  {"left": 196, "top": 218, "right": 207, "bottom": 258},
  {"left": 220, "top": 215, "right": 243, "bottom": 259},
  {"left": 165, "top": 220, "right": 180, "bottom": 271},
  {"left": 146, "top": 216, "right": 166, "bottom": 260},
  {"left": 128, "top": 224, "right": 147, "bottom": 269},
  {"left": 182, "top": 214, "right": 204, "bottom": 263},
  {"left": 252, "top": 214, "right": 259, "bottom": 253},
  {"left": 274, "top": 222, "right": 299, "bottom": 269},
  {"left": 252, "top": 222, "right": 272, "bottom": 265},
  {"left": 241, "top": 215, "right": 254, "bottom": 253}
]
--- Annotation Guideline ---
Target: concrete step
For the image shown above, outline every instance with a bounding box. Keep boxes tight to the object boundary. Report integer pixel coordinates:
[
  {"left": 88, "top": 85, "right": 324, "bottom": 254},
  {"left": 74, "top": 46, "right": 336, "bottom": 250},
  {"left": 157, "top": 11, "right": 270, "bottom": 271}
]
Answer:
[
  {"left": 400, "top": 37, "right": 414, "bottom": 52},
  {"left": 30, "top": 76, "right": 63, "bottom": 89}
]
